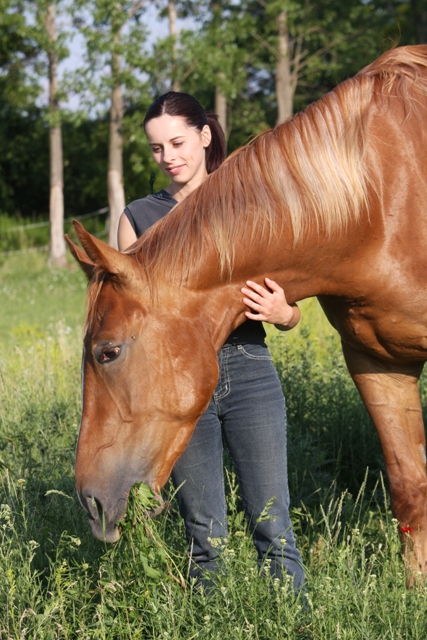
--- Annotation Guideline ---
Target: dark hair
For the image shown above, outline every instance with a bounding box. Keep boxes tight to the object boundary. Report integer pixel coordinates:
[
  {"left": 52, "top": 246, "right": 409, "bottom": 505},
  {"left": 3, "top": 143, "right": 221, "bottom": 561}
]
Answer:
[{"left": 143, "top": 92, "right": 227, "bottom": 174}]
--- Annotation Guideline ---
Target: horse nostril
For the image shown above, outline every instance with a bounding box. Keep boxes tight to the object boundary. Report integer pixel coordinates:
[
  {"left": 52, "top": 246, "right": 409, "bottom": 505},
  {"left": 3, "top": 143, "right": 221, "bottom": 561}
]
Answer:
[{"left": 84, "top": 493, "right": 104, "bottom": 522}]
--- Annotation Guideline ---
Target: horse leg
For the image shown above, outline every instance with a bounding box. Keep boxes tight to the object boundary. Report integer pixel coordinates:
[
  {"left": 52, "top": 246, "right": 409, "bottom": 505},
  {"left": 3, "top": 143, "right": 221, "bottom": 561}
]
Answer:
[{"left": 342, "top": 342, "right": 427, "bottom": 586}]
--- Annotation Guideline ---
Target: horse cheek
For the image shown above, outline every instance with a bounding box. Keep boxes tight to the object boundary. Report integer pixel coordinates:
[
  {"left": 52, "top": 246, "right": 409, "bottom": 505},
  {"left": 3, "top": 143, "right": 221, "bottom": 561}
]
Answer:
[{"left": 152, "top": 338, "right": 219, "bottom": 484}]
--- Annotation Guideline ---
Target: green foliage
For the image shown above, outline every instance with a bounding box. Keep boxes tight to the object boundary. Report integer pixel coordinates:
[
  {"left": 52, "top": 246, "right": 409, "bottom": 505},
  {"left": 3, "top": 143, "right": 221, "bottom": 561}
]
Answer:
[
  {"left": 31, "top": 0, "right": 71, "bottom": 71},
  {"left": 0, "top": 0, "right": 41, "bottom": 107},
  {"left": 0, "top": 104, "right": 50, "bottom": 218},
  {"left": 1, "top": 0, "right": 424, "bottom": 222},
  {"left": 62, "top": 116, "right": 109, "bottom": 214},
  {"left": 0, "top": 108, "right": 157, "bottom": 223},
  {"left": 122, "top": 106, "right": 171, "bottom": 202},
  {"left": 69, "top": 0, "right": 152, "bottom": 110}
]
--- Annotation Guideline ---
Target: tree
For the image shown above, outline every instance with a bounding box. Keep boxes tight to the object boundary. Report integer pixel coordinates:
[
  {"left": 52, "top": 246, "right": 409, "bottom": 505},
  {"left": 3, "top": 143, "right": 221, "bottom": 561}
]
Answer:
[
  {"left": 375, "top": 0, "right": 426, "bottom": 45},
  {"left": 0, "top": 0, "right": 40, "bottom": 108},
  {"left": 0, "top": 0, "right": 70, "bottom": 265},
  {"left": 0, "top": 0, "right": 43, "bottom": 215},
  {"left": 176, "top": 1, "right": 248, "bottom": 141},
  {"left": 38, "top": 2, "right": 68, "bottom": 266},
  {"left": 242, "top": 0, "right": 399, "bottom": 125},
  {"left": 73, "top": 0, "right": 151, "bottom": 247},
  {"left": 2, "top": 0, "right": 422, "bottom": 231}
]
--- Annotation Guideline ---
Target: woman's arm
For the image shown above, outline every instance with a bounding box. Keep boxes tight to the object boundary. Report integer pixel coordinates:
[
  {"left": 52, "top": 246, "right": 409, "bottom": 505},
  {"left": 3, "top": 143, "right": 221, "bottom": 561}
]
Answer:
[
  {"left": 241, "top": 277, "right": 301, "bottom": 331},
  {"left": 118, "top": 212, "right": 138, "bottom": 251}
]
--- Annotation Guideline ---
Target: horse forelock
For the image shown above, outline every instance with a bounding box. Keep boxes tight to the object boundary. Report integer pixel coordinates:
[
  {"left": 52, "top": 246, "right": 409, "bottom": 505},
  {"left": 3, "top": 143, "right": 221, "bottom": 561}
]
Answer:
[
  {"left": 83, "top": 268, "right": 131, "bottom": 337},
  {"left": 82, "top": 279, "right": 100, "bottom": 339},
  {"left": 128, "top": 46, "right": 427, "bottom": 288}
]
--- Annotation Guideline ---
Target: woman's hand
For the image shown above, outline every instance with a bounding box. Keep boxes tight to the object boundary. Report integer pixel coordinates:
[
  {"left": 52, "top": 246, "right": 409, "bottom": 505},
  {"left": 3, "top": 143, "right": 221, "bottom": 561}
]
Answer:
[{"left": 241, "top": 277, "right": 301, "bottom": 331}]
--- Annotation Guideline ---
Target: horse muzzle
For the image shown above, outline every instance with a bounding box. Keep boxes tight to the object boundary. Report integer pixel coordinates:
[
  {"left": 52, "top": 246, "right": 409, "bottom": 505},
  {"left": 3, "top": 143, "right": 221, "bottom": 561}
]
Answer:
[
  {"left": 79, "top": 486, "right": 165, "bottom": 542},
  {"left": 79, "top": 488, "right": 127, "bottom": 542}
]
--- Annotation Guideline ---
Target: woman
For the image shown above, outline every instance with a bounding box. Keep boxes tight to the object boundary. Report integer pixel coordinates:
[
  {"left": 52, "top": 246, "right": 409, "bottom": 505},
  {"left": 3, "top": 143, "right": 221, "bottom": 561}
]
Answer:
[{"left": 118, "top": 92, "right": 304, "bottom": 592}]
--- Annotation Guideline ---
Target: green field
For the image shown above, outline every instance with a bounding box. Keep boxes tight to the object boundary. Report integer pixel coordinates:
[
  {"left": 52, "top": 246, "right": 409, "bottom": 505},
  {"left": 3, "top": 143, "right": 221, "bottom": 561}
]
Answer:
[{"left": 1, "top": 251, "right": 426, "bottom": 639}]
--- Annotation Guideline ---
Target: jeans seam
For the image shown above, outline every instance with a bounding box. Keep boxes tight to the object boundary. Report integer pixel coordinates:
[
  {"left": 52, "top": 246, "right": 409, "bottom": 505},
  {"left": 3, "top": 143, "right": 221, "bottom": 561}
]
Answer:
[
  {"left": 214, "top": 347, "right": 230, "bottom": 401},
  {"left": 236, "top": 344, "right": 272, "bottom": 360},
  {"left": 220, "top": 456, "right": 228, "bottom": 538}
]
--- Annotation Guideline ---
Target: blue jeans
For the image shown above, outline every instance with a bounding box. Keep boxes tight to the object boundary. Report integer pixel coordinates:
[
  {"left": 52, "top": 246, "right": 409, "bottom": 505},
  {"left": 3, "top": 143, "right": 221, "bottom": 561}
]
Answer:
[{"left": 171, "top": 342, "right": 304, "bottom": 590}]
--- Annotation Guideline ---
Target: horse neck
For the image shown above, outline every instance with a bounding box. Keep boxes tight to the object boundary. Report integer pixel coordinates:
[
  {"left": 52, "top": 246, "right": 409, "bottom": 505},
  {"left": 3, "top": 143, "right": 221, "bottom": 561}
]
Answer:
[{"left": 181, "top": 226, "right": 359, "bottom": 351}]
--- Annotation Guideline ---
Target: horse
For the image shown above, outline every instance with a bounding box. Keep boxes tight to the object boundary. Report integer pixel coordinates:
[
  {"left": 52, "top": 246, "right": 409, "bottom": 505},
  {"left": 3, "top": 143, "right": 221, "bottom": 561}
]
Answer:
[{"left": 67, "top": 45, "right": 427, "bottom": 585}]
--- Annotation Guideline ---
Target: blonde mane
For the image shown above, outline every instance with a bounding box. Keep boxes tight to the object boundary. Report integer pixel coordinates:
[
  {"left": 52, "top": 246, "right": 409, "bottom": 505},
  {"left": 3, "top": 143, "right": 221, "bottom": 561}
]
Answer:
[{"left": 128, "top": 46, "right": 427, "bottom": 285}]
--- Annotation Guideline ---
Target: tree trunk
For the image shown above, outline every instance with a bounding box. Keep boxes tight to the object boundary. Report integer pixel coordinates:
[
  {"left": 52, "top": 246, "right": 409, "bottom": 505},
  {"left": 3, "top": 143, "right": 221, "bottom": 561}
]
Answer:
[
  {"left": 215, "top": 82, "right": 227, "bottom": 137},
  {"left": 46, "top": 3, "right": 66, "bottom": 267},
  {"left": 275, "top": 10, "right": 293, "bottom": 125},
  {"left": 168, "top": 0, "right": 180, "bottom": 91},
  {"left": 210, "top": 1, "right": 227, "bottom": 138},
  {"left": 107, "top": 48, "right": 125, "bottom": 249}
]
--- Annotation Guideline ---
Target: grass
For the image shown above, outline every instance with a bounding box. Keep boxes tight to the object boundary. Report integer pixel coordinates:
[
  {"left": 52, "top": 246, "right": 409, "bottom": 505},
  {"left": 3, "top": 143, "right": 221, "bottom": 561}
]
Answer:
[
  {"left": 1, "top": 252, "right": 427, "bottom": 638},
  {"left": 0, "top": 252, "right": 87, "bottom": 342}
]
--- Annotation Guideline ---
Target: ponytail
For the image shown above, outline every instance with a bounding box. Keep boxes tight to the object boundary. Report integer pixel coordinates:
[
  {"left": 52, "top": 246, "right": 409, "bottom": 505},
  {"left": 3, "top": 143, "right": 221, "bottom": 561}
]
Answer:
[{"left": 205, "top": 113, "right": 227, "bottom": 174}]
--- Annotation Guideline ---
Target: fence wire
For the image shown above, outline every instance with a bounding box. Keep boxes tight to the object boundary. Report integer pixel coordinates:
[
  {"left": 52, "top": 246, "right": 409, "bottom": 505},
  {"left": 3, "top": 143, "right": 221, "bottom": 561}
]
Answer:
[{"left": 0, "top": 207, "right": 109, "bottom": 256}]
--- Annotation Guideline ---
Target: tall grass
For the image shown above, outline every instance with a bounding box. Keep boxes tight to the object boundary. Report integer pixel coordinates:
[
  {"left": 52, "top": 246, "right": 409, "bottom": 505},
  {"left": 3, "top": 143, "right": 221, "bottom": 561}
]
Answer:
[
  {"left": 0, "top": 212, "right": 107, "bottom": 255},
  {"left": 1, "top": 255, "right": 427, "bottom": 638}
]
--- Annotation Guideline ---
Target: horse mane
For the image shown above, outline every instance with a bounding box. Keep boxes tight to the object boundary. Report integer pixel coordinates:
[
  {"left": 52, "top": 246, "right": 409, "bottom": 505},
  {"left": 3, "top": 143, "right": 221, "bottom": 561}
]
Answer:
[{"left": 128, "top": 45, "right": 427, "bottom": 285}]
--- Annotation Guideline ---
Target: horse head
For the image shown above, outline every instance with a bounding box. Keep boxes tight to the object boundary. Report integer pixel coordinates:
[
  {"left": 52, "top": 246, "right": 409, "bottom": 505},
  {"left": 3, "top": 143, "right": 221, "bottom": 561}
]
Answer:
[{"left": 66, "top": 221, "right": 220, "bottom": 541}]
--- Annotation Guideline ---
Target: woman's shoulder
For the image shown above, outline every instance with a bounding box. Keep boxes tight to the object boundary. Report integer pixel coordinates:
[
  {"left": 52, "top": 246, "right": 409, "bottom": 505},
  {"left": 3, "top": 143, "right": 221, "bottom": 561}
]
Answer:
[
  {"left": 124, "top": 190, "right": 177, "bottom": 236},
  {"left": 126, "top": 190, "right": 176, "bottom": 214}
]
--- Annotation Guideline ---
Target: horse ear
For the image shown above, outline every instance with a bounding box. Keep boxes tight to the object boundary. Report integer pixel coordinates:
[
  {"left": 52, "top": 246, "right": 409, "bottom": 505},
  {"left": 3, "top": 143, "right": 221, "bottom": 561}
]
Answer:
[
  {"left": 67, "top": 220, "right": 133, "bottom": 280},
  {"left": 65, "top": 234, "right": 96, "bottom": 280}
]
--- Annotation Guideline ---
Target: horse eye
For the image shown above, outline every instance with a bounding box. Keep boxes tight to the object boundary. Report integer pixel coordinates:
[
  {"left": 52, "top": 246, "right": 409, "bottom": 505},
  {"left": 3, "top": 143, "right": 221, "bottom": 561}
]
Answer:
[{"left": 99, "top": 346, "right": 121, "bottom": 363}]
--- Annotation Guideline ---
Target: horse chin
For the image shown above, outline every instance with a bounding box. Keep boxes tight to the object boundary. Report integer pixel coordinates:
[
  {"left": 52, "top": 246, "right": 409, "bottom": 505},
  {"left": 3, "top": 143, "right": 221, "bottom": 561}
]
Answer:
[
  {"left": 147, "top": 491, "right": 165, "bottom": 517},
  {"left": 89, "top": 519, "right": 122, "bottom": 543}
]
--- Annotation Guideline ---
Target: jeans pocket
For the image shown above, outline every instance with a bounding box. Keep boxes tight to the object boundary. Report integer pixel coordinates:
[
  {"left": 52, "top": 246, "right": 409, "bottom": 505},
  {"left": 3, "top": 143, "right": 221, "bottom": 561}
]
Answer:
[{"left": 237, "top": 343, "right": 272, "bottom": 360}]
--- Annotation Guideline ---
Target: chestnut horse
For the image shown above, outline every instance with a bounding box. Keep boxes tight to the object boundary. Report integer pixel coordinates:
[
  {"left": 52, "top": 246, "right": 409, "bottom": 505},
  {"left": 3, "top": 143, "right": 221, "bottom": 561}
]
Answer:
[{"left": 67, "top": 45, "right": 427, "bottom": 584}]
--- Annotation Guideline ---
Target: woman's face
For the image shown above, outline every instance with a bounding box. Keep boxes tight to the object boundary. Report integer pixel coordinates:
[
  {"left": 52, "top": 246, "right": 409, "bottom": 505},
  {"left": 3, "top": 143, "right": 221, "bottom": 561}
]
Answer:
[{"left": 145, "top": 114, "right": 211, "bottom": 189}]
